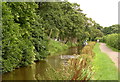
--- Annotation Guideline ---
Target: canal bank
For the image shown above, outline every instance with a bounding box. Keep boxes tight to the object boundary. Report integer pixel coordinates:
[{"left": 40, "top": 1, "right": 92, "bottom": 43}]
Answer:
[
  {"left": 2, "top": 46, "right": 82, "bottom": 80},
  {"left": 2, "top": 42, "right": 96, "bottom": 80}
]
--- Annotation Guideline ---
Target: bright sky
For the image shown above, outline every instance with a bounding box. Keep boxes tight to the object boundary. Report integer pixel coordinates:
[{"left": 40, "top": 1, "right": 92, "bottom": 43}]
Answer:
[{"left": 68, "top": 0, "right": 119, "bottom": 27}]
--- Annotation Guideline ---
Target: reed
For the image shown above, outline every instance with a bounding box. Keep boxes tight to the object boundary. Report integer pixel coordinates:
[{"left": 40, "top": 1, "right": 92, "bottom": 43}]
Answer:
[
  {"left": 37, "top": 42, "right": 96, "bottom": 80},
  {"left": 37, "top": 56, "right": 94, "bottom": 80}
]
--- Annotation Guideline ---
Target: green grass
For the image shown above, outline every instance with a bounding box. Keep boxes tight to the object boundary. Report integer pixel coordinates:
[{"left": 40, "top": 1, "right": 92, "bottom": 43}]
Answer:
[
  {"left": 106, "top": 44, "right": 120, "bottom": 52},
  {"left": 66, "top": 41, "right": 79, "bottom": 47},
  {"left": 92, "top": 43, "right": 118, "bottom": 80},
  {"left": 48, "top": 39, "right": 68, "bottom": 56}
]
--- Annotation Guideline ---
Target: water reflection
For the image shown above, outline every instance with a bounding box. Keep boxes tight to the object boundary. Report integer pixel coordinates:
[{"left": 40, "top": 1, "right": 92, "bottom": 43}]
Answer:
[{"left": 2, "top": 46, "right": 82, "bottom": 80}]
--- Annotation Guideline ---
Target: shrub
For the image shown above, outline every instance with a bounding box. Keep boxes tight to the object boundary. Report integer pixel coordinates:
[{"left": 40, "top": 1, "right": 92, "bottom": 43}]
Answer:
[
  {"left": 101, "top": 36, "right": 107, "bottom": 42},
  {"left": 2, "top": 2, "right": 49, "bottom": 73},
  {"left": 105, "top": 33, "right": 120, "bottom": 50}
]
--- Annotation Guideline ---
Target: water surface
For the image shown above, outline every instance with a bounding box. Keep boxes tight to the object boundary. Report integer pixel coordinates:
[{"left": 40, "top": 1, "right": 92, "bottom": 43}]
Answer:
[{"left": 2, "top": 46, "right": 81, "bottom": 80}]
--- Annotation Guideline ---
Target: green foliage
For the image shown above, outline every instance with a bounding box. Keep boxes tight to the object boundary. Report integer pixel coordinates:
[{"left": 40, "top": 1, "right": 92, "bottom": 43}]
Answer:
[
  {"left": 36, "top": 2, "right": 92, "bottom": 44},
  {"left": 2, "top": 2, "right": 24, "bottom": 72},
  {"left": 2, "top": 1, "right": 105, "bottom": 73},
  {"left": 89, "top": 29, "right": 104, "bottom": 41},
  {"left": 2, "top": 2, "right": 49, "bottom": 73},
  {"left": 99, "top": 36, "right": 107, "bottom": 43},
  {"left": 106, "top": 44, "right": 120, "bottom": 52},
  {"left": 48, "top": 39, "right": 68, "bottom": 55},
  {"left": 102, "top": 24, "right": 120, "bottom": 35},
  {"left": 66, "top": 41, "right": 78, "bottom": 47},
  {"left": 104, "top": 33, "right": 120, "bottom": 50}
]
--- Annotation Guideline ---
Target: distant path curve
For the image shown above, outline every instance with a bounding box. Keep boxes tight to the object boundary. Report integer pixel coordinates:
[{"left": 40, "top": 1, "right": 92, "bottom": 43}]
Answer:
[{"left": 99, "top": 43, "right": 119, "bottom": 69}]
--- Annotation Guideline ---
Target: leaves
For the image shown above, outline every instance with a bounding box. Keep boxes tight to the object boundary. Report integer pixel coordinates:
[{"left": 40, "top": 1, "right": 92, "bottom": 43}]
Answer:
[
  {"left": 105, "top": 33, "right": 120, "bottom": 50},
  {"left": 2, "top": 2, "right": 104, "bottom": 73},
  {"left": 2, "top": 2, "right": 48, "bottom": 73}
]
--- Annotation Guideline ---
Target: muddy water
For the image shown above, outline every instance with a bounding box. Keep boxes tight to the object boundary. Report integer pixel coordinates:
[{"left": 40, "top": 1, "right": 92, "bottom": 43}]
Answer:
[{"left": 2, "top": 46, "right": 81, "bottom": 80}]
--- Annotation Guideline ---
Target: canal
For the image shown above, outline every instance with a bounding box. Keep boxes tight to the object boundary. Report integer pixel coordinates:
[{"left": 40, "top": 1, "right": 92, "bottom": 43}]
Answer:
[{"left": 2, "top": 46, "right": 82, "bottom": 80}]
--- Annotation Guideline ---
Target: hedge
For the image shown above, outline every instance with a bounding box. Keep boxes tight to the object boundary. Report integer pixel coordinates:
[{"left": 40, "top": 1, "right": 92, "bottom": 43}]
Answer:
[{"left": 105, "top": 34, "right": 120, "bottom": 50}]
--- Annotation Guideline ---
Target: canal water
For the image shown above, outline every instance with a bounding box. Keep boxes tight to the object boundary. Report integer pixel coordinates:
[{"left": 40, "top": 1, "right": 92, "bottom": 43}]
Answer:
[{"left": 2, "top": 46, "right": 82, "bottom": 80}]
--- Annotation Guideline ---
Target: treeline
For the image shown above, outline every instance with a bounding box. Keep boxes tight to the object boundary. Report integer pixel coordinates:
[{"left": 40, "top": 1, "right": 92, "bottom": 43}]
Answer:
[
  {"left": 98, "top": 24, "right": 120, "bottom": 50},
  {"left": 2, "top": 2, "right": 103, "bottom": 73},
  {"left": 102, "top": 24, "right": 120, "bottom": 35}
]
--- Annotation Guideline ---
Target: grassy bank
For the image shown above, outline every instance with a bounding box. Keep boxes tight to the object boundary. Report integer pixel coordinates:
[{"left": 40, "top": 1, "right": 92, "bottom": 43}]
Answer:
[
  {"left": 48, "top": 39, "right": 68, "bottom": 55},
  {"left": 106, "top": 44, "right": 120, "bottom": 52},
  {"left": 93, "top": 43, "right": 118, "bottom": 80}
]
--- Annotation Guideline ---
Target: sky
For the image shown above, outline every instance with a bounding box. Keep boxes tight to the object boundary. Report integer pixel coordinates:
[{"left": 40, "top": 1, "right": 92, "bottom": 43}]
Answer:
[{"left": 68, "top": 0, "right": 119, "bottom": 27}]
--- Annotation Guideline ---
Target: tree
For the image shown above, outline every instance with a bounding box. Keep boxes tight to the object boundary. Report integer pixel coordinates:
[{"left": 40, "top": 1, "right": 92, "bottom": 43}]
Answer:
[
  {"left": 102, "top": 24, "right": 120, "bottom": 35},
  {"left": 2, "top": 2, "right": 49, "bottom": 73}
]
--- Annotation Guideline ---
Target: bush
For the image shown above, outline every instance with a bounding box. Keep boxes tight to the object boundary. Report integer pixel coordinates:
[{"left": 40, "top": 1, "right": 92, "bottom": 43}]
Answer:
[
  {"left": 2, "top": 2, "right": 49, "bottom": 73},
  {"left": 101, "top": 36, "right": 107, "bottom": 42},
  {"left": 105, "top": 34, "right": 120, "bottom": 50}
]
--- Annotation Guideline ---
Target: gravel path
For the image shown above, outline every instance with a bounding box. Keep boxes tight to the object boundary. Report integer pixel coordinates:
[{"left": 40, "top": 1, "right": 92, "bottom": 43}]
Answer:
[{"left": 99, "top": 43, "right": 119, "bottom": 69}]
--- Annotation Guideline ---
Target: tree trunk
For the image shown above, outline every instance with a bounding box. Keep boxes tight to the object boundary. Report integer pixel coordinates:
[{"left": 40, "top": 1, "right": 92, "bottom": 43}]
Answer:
[{"left": 49, "top": 29, "right": 52, "bottom": 38}]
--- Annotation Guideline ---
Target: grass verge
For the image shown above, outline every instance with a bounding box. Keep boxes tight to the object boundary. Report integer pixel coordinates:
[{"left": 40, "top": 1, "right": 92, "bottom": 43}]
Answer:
[
  {"left": 93, "top": 43, "right": 118, "bottom": 80},
  {"left": 106, "top": 44, "right": 120, "bottom": 52},
  {"left": 48, "top": 39, "right": 68, "bottom": 56}
]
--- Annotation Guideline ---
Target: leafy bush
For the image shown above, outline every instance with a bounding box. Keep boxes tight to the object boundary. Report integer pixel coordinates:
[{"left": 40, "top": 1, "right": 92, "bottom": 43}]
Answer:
[
  {"left": 105, "top": 33, "right": 120, "bottom": 50},
  {"left": 101, "top": 36, "right": 107, "bottom": 42},
  {"left": 2, "top": 2, "right": 49, "bottom": 73}
]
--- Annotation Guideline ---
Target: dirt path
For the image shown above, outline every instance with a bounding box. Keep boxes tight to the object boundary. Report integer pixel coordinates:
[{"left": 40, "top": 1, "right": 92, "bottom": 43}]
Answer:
[{"left": 99, "top": 43, "right": 119, "bottom": 69}]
